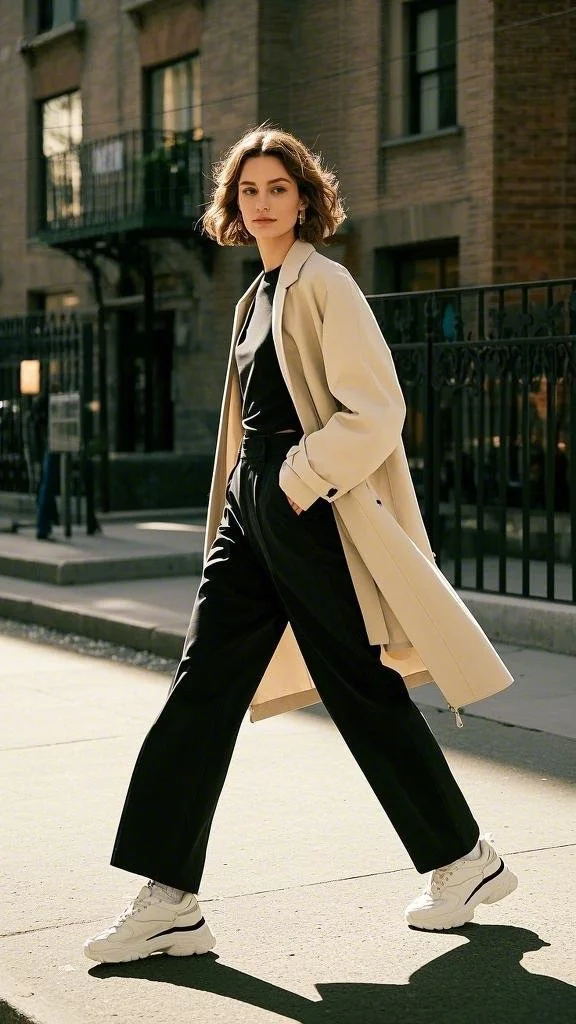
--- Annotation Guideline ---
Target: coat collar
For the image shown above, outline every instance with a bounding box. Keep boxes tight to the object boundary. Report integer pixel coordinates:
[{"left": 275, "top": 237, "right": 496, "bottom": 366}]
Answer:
[
  {"left": 231, "top": 239, "right": 316, "bottom": 350},
  {"left": 234, "top": 239, "right": 316, "bottom": 311},
  {"left": 277, "top": 239, "right": 316, "bottom": 288}
]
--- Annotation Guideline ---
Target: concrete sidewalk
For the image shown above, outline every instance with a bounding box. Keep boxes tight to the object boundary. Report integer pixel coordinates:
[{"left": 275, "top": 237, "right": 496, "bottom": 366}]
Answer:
[
  {"left": 2, "top": 513, "right": 576, "bottom": 662},
  {"left": 1, "top": 510, "right": 576, "bottom": 738},
  {"left": 1, "top": 512, "right": 575, "bottom": 1022},
  {"left": 0, "top": 516, "right": 205, "bottom": 585},
  {"left": 1, "top": 631, "right": 575, "bottom": 1024}
]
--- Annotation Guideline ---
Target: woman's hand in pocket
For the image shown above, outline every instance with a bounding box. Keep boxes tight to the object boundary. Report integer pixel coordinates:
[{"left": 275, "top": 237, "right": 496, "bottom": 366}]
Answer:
[{"left": 286, "top": 496, "right": 303, "bottom": 515}]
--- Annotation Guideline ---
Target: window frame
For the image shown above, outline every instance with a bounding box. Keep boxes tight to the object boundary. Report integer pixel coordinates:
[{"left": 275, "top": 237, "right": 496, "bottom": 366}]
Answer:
[
  {"left": 38, "top": 89, "right": 83, "bottom": 228},
  {"left": 144, "top": 53, "right": 203, "bottom": 143},
  {"left": 408, "top": 0, "right": 457, "bottom": 136},
  {"left": 37, "top": 0, "right": 80, "bottom": 35},
  {"left": 373, "top": 239, "right": 459, "bottom": 295},
  {"left": 393, "top": 239, "right": 459, "bottom": 293}
]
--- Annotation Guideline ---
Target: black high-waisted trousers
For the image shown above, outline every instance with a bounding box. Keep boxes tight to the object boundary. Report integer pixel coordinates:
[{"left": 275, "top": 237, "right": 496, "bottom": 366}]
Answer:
[{"left": 111, "top": 432, "right": 479, "bottom": 891}]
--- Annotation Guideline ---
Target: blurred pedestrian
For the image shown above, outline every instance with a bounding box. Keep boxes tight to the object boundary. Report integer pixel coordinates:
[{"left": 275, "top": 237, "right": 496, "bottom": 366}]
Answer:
[{"left": 85, "top": 126, "right": 518, "bottom": 964}]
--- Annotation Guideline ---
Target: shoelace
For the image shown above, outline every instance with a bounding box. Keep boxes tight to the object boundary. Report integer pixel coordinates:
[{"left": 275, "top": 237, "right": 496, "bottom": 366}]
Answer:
[
  {"left": 114, "top": 880, "right": 156, "bottom": 925},
  {"left": 426, "top": 864, "right": 457, "bottom": 895},
  {"left": 426, "top": 833, "right": 495, "bottom": 896}
]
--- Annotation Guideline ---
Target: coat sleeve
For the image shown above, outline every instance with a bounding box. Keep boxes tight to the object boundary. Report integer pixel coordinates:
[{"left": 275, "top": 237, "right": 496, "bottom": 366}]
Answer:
[{"left": 278, "top": 267, "right": 406, "bottom": 509}]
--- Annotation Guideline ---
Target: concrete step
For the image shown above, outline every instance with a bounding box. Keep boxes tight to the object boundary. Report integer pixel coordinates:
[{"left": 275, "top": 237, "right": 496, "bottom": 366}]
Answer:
[
  {"left": 0, "top": 519, "right": 205, "bottom": 585},
  {"left": 0, "top": 548, "right": 203, "bottom": 585}
]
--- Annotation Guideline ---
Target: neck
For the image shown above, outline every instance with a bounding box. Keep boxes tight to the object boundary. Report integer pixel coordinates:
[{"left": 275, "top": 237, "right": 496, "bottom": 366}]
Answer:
[{"left": 257, "top": 231, "right": 296, "bottom": 272}]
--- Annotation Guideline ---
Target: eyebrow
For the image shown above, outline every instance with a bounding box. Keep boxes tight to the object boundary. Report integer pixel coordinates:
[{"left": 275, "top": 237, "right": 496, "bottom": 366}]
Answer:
[{"left": 238, "top": 177, "right": 292, "bottom": 185}]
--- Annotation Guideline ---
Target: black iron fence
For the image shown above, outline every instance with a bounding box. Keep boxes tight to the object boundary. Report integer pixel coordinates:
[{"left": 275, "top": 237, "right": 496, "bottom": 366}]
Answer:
[
  {"left": 0, "top": 313, "right": 98, "bottom": 530},
  {"left": 4, "top": 281, "right": 576, "bottom": 599},
  {"left": 368, "top": 279, "right": 576, "bottom": 603},
  {"left": 39, "top": 130, "right": 211, "bottom": 242}
]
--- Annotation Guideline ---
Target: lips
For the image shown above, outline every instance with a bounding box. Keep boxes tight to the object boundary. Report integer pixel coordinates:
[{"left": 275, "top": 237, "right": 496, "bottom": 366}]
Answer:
[{"left": 253, "top": 219, "right": 275, "bottom": 224}]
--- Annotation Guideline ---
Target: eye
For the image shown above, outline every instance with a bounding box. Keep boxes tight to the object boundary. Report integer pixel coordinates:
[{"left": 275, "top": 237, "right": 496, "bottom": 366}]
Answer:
[
  {"left": 240, "top": 187, "right": 257, "bottom": 196},
  {"left": 271, "top": 186, "right": 287, "bottom": 194}
]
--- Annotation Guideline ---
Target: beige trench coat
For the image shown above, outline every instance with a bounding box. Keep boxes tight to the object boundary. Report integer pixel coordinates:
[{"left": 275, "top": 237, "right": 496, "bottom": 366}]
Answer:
[{"left": 204, "top": 240, "right": 513, "bottom": 722}]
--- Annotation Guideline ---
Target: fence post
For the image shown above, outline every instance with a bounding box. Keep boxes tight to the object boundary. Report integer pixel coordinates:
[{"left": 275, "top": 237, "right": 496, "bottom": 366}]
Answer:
[
  {"left": 86, "top": 258, "right": 110, "bottom": 512},
  {"left": 61, "top": 451, "right": 72, "bottom": 538},
  {"left": 423, "top": 295, "right": 440, "bottom": 557},
  {"left": 81, "top": 322, "right": 99, "bottom": 535}
]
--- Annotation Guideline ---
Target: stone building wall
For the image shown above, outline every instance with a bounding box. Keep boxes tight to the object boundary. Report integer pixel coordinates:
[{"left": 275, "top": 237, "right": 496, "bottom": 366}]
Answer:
[{"left": 1, "top": 0, "right": 574, "bottom": 480}]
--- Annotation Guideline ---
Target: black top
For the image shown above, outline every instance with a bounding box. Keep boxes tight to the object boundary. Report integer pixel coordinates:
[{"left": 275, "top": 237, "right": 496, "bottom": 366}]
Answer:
[{"left": 235, "top": 266, "right": 301, "bottom": 435}]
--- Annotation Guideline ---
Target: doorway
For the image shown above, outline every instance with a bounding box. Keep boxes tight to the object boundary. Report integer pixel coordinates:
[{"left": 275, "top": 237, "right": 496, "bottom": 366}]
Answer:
[{"left": 116, "top": 310, "right": 174, "bottom": 452}]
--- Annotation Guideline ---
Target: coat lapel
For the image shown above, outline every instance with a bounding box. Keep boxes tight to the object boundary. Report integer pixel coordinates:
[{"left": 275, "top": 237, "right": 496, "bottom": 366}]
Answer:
[
  {"left": 203, "top": 273, "right": 262, "bottom": 560},
  {"left": 222, "top": 274, "right": 262, "bottom": 463},
  {"left": 272, "top": 241, "right": 316, "bottom": 395},
  {"left": 232, "top": 273, "right": 263, "bottom": 343}
]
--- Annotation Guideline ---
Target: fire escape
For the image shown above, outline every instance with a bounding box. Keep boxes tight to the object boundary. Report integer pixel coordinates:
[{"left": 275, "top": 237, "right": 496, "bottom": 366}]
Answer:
[{"left": 35, "top": 128, "right": 213, "bottom": 468}]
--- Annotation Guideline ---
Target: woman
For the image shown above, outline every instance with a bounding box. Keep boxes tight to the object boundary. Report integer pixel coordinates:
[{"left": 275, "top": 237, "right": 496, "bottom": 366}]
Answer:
[{"left": 85, "top": 127, "right": 517, "bottom": 963}]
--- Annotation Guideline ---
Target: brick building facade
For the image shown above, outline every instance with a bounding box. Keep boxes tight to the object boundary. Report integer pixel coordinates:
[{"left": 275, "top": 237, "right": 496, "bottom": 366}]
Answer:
[{"left": 0, "top": 0, "right": 573, "bottom": 505}]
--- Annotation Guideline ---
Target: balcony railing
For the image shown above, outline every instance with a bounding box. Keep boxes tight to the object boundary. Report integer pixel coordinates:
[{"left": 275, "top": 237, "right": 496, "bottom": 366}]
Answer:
[
  {"left": 38, "top": 130, "right": 211, "bottom": 245},
  {"left": 368, "top": 278, "right": 576, "bottom": 603}
]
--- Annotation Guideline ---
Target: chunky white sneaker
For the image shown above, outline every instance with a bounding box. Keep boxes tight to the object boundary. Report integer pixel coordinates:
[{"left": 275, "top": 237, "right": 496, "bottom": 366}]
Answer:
[
  {"left": 405, "top": 835, "right": 518, "bottom": 931},
  {"left": 84, "top": 881, "right": 216, "bottom": 963}
]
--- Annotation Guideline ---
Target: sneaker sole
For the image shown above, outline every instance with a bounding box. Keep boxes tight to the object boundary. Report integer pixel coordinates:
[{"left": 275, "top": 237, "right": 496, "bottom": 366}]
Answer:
[
  {"left": 84, "top": 922, "right": 216, "bottom": 964},
  {"left": 406, "top": 863, "right": 518, "bottom": 932}
]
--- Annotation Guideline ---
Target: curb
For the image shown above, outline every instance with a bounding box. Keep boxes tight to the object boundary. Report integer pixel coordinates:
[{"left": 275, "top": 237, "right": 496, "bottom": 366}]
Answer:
[
  {"left": 0, "top": 590, "right": 185, "bottom": 659},
  {"left": 462, "top": 591, "right": 576, "bottom": 657},
  {"left": 0, "top": 552, "right": 203, "bottom": 587},
  {"left": 1, "top": 585, "right": 575, "bottom": 660}
]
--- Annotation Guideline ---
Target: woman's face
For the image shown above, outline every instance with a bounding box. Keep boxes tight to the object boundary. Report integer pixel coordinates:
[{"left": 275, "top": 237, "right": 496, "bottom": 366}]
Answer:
[{"left": 237, "top": 154, "right": 305, "bottom": 244}]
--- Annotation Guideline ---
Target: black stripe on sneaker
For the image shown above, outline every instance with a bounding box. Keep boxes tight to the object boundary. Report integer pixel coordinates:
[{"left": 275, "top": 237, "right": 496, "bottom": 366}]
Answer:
[
  {"left": 151, "top": 918, "right": 206, "bottom": 939},
  {"left": 464, "top": 859, "right": 505, "bottom": 904}
]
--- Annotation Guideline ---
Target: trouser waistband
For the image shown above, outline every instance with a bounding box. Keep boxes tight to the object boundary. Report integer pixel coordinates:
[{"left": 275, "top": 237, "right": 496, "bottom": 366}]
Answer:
[{"left": 239, "top": 432, "right": 298, "bottom": 460}]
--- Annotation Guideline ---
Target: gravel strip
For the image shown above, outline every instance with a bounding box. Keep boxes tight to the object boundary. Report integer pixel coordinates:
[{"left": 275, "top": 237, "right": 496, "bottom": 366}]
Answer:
[{"left": 0, "top": 616, "right": 178, "bottom": 675}]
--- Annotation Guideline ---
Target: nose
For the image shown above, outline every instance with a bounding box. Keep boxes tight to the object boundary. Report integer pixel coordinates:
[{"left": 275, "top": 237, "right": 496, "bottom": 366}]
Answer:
[{"left": 256, "top": 197, "right": 269, "bottom": 213}]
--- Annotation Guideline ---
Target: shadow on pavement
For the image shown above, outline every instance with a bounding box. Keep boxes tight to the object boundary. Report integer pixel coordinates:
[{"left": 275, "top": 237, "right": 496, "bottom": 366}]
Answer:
[
  {"left": 302, "top": 702, "right": 576, "bottom": 785},
  {"left": 90, "top": 924, "right": 576, "bottom": 1024}
]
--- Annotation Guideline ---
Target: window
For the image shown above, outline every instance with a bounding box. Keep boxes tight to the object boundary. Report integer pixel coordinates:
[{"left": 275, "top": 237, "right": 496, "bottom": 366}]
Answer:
[
  {"left": 393, "top": 242, "right": 459, "bottom": 292},
  {"left": 38, "top": 0, "right": 79, "bottom": 33},
  {"left": 41, "top": 91, "right": 82, "bottom": 225},
  {"left": 392, "top": 240, "right": 459, "bottom": 341},
  {"left": 148, "top": 55, "right": 202, "bottom": 140},
  {"left": 42, "top": 91, "right": 82, "bottom": 156},
  {"left": 409, "top": 1, "right": 456, "bottom": 134},
  {"left": 374, "top": 240, "right": 459, "bottom": 295}
]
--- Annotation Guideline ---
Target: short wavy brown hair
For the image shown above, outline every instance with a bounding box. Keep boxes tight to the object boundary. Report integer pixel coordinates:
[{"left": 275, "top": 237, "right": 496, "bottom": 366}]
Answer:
[{"left": 202, "top": 125, "right": 346, "bottom": 246}]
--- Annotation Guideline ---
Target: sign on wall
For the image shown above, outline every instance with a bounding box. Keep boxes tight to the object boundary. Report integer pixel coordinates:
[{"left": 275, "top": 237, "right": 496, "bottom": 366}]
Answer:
[{"left": 48, "top": 392, "right": 82, "bottom": 453}]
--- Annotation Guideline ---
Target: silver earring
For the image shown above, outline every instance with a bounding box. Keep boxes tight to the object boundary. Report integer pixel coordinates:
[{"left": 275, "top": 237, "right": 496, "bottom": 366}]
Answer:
[{"left": 298, "top": 208, "right": 306, "bottom": 225}]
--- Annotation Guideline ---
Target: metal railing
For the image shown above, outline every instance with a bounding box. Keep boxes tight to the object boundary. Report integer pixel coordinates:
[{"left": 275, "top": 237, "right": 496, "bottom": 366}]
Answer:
[
  {"left": 0, "top": 314, "right": 97, "bottom": 516},
  {"left": 368, "top": 279, "right": 576, "bottom": 603},
  {"left": 39, "top": 130, "right": 211, "bottom": 239}
]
